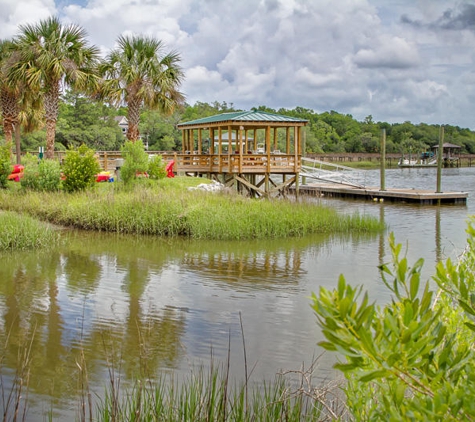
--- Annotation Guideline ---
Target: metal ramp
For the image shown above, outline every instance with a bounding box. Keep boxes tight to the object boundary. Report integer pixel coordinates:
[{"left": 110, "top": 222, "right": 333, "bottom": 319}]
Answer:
[{"left": 300, "top": 157, "right": 367, "bottom": 188}]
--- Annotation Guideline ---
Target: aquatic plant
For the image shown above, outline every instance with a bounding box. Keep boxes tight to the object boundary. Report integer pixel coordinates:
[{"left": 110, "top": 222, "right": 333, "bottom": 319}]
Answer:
[{"left": 0, "top": 179, "right": 383, "bottom": 240}]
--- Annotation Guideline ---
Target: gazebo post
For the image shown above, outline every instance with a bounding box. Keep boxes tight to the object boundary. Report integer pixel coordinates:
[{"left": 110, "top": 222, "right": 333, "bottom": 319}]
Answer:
[{"left": 286, "top": 127, "right": 290, "bottom": 154}]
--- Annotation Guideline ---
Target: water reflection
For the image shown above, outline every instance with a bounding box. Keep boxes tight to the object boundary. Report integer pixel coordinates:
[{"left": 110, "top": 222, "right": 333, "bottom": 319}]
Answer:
[
  {"left": 0, "top": 229, "right": 381, "bottom": 418},
  {"left": 1, "top": 167, "right": 473, "bottom": 420}
]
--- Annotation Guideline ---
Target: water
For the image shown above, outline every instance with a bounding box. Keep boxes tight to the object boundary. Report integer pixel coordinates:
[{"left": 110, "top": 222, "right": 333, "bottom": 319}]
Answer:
[{"left": 0, "top": 167, "right": 473, "bottom": 420}]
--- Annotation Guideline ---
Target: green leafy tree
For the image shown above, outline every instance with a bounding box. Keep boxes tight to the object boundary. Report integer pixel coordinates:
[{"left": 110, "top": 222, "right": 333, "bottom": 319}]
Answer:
[
  {"left": 360, "top": 132, "right": 379, "bottom": 153},
  {"left": 181, "top": 101, "right": 236, "bottom": 122},
  {"left": 313, "top": 120, "right": 344, "bottom": 152},
  {"left": 12, "top": 16, "right": 100, "bottom": 159},
  {"left": 99, "top": 35, "right": 185, "bottom": 142},
  {"left": 311, "top": 226, "right": 475, "bottom": 421},
  {"left": 120, "top": 140, "right": 149, "bottom": 184},
  {"left": 139, "top": 108, "right": 181, "bottom": 151},
  {"left": 62, "top": 144, "right": 100, "bottom": 192},
  {"left": 56, "top": 91, "right": 123, "bottom": 150}
]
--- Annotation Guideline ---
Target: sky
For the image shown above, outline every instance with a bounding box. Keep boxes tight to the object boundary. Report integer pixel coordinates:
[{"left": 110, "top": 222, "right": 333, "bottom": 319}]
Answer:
[{"left": 1, "top": 0, "right": 475, "bottom": 129}]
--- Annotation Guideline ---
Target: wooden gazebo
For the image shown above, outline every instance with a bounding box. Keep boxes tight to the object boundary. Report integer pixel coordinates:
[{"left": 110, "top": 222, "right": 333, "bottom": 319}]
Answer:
[
  {"left": 175, "top": 110, "right": 308, "bottom": 197},
  {"left": 432, "top": 142, "right": 461, "bottom": 167}
]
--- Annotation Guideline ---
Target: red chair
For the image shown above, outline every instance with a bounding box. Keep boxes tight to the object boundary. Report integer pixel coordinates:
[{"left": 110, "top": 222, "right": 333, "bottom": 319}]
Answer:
[{"left": 166, "top": 160, "right": 175, "bottom": 178}]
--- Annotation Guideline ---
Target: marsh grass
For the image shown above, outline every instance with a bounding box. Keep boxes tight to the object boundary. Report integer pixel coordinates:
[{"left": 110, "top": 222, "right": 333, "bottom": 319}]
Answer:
[
  {"left": 92, "top": 365, "right": 343, "bottom": 421},
  {"left": 79, "top": 311, "right": 345, "bottom": 421},
  {"left": 0, "top": 179, "right": 383, "bottom": 240},
  {"left": 0, "top": 324, "right": 348, "bottom": 422},
  {"left": 0, "top": 211, "right": 60, "bottom": 251},
  {"left": 0, "top": 326, "right": 35, "bottom": 422}
]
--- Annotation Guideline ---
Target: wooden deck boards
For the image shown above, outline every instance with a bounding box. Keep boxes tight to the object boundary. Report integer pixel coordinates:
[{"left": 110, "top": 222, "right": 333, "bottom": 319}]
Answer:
[{"left": 298, "top": 183, "right": 468, "bottom": 205}]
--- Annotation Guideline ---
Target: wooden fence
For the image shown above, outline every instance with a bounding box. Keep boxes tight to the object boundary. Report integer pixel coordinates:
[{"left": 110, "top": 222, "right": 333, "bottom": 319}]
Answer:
[{"left": 30, "top": 151, "right": 475, "bottom": 170}]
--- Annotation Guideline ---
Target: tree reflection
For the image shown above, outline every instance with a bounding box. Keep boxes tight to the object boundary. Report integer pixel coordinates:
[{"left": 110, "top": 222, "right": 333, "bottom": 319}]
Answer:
[
  {"left": 62, "top": 250, "right": 102, "bottom": 293},
  {"left": 0, "top": 228, "right": 359, "bottom": 416}
]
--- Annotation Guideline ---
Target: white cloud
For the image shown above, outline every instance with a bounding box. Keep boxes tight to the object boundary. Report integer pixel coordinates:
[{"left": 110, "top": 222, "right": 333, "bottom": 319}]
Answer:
[
  {"left": 1, "top": 0, "right": 475, "bottom": 128},
  {"left": 353, "top": 35, "right": 420, "bottom": 69},
  {"left": 0, "top": 0, "right": 56, "bottom": 38}
]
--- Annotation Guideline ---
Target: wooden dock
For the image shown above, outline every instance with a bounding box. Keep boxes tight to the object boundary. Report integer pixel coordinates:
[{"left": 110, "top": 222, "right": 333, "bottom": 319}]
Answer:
[{"left": 298, "top": 183, "right": 468, "bottom": 205}]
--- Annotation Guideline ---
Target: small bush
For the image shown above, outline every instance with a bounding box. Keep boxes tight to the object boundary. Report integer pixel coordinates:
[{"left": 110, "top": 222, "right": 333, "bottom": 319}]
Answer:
[
  {"left": 120, "top": 140, "right": 149, "bottom": 184},
  {"left": 62, "top": 144, "right": 100, "bottom": 193},
  {"left": 0, "top": 141, "right": 12, "bottom": 189},
  {"left": 20, "top": 153, "right": 40, "bottom": 190},
  {"left": 148, "top": 154, "right": 166, "bottom": 180},
  {"left": 21, "top": 158, "right": 61, "bottom": 192}
]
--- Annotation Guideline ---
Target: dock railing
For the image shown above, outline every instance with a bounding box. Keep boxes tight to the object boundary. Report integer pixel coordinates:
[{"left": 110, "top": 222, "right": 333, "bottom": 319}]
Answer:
[{"left": 301, "top": 157, "right": 367, "bottom": 188}]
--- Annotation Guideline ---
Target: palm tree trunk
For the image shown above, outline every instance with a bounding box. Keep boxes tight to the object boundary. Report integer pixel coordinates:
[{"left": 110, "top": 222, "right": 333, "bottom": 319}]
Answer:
[
  {"left": 45, "top": 120, "right": 56, "bottom": 159},
  {"left": 14, "top": 123, "right": 21, "bottom": 164},
  {"left": 126, "top": 96, "right": 141, "bottom": 142},
  {"left": 2, "top": 119, "right": 13, "bottom": 144},
  {"left": 1, "top": 89, "right": 18, "bottom": 145},
  {"left": 44, "top": 83, "right": 60, "bottom": 159}
]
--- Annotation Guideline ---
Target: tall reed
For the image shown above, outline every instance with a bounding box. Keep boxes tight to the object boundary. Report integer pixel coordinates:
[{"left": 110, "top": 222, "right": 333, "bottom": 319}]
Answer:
[
  {"left": 0, "top": 211, "right": 60, "bottom": 251},
  {"left": 0, "top": 180, "right": 383, "bottom": 240},
  {"left": 93, "top": 362, "right": 343, "bottom": 421}
]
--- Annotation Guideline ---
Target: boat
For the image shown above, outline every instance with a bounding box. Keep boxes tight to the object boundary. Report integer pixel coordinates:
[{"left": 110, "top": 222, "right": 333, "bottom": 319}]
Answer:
[
  {"left": 398, "top": 143, "right": 462, "bottom": 168},
  {"left": 398, "top": 151, "right": 438, "bottom": 168}
]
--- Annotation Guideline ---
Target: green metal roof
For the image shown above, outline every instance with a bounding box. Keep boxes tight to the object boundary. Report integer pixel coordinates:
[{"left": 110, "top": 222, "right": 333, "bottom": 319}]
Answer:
[{"left": 177, "top": 110, "right": 308, "bottom": 127}]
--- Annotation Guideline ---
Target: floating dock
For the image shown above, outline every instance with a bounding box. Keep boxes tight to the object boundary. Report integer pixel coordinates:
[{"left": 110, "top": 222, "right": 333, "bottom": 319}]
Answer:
[{"left": 298, "top": 183, "right": 468, "bottom": 205}]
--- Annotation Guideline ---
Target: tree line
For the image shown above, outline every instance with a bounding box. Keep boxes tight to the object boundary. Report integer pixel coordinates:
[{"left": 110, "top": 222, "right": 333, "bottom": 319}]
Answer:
[{"left": 12, "top": 97, "right": 475, "bottom": 156}]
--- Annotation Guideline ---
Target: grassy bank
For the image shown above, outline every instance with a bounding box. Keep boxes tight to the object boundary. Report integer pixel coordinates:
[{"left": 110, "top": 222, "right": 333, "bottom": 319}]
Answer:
[
  {"left": 0, "top": 211, "right": 60, "bottom": 251},
  {"left": 0, "top": 178, "right": 383, "bottom": 240}
]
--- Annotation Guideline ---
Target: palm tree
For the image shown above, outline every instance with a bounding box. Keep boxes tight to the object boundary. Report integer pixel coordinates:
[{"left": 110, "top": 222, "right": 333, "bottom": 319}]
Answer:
[
  {"left": 0, "top": 39, "right": 45, "bottom": 164},
  {"left": 11, "top": 16, "right": 99, "bottom": 159},
  {"left": 99, "top": 35, "right": 184, "bottom": 142},
  {"left": 0, "top": 39, "right": 20, "bottom": 148}
]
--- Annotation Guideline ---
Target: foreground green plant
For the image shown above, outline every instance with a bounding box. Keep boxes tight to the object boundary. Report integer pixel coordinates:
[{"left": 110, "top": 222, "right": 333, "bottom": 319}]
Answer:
[
  {"left": 0, "top": 211, "right": 59, "bottom": 251},
  {"left": 311, "top": 221, "right": 475, "bottom": 421},
  {"left": 0, "top": 180, "right": 383, "bottom": 240}
]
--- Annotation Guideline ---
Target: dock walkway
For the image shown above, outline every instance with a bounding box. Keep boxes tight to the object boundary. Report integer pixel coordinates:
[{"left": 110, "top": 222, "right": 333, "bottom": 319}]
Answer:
[{"left": 298, "top": 183, "right": 468, "bottom": 205}]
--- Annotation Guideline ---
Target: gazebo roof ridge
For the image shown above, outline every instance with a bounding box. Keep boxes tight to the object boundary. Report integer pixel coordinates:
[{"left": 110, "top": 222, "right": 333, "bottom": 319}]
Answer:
[
  {"left": 431, "top": 142, "right": 461, "bottom": 149},
  {"left": 177, "top": 109, "right": 308, "bottom": 128}
]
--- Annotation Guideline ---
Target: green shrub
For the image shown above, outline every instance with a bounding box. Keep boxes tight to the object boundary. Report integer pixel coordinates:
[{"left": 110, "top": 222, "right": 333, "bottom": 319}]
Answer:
[
  {"left": 120, "top": 140, "right": 149, "bottom": 184},
  {"left": 0, "top": 141, "right": 12, "bottom": 189},
  {"left": 21, "top": 158, "right": 61, "bottom": 192},
  {"left": 20, "top": 153, "right": 40, "bottom": 190},
  {"left": 62, "top": 144, "right": 100, "bottom": 193},
  {"left": 311, "top": 226, "right": 475, "bottom": 421},
  {"left": 147, "top": 154, "right": 166, "bottom": 179},
  {"left": 38, "top": 159, "right": 61, "bottom": 191}
]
